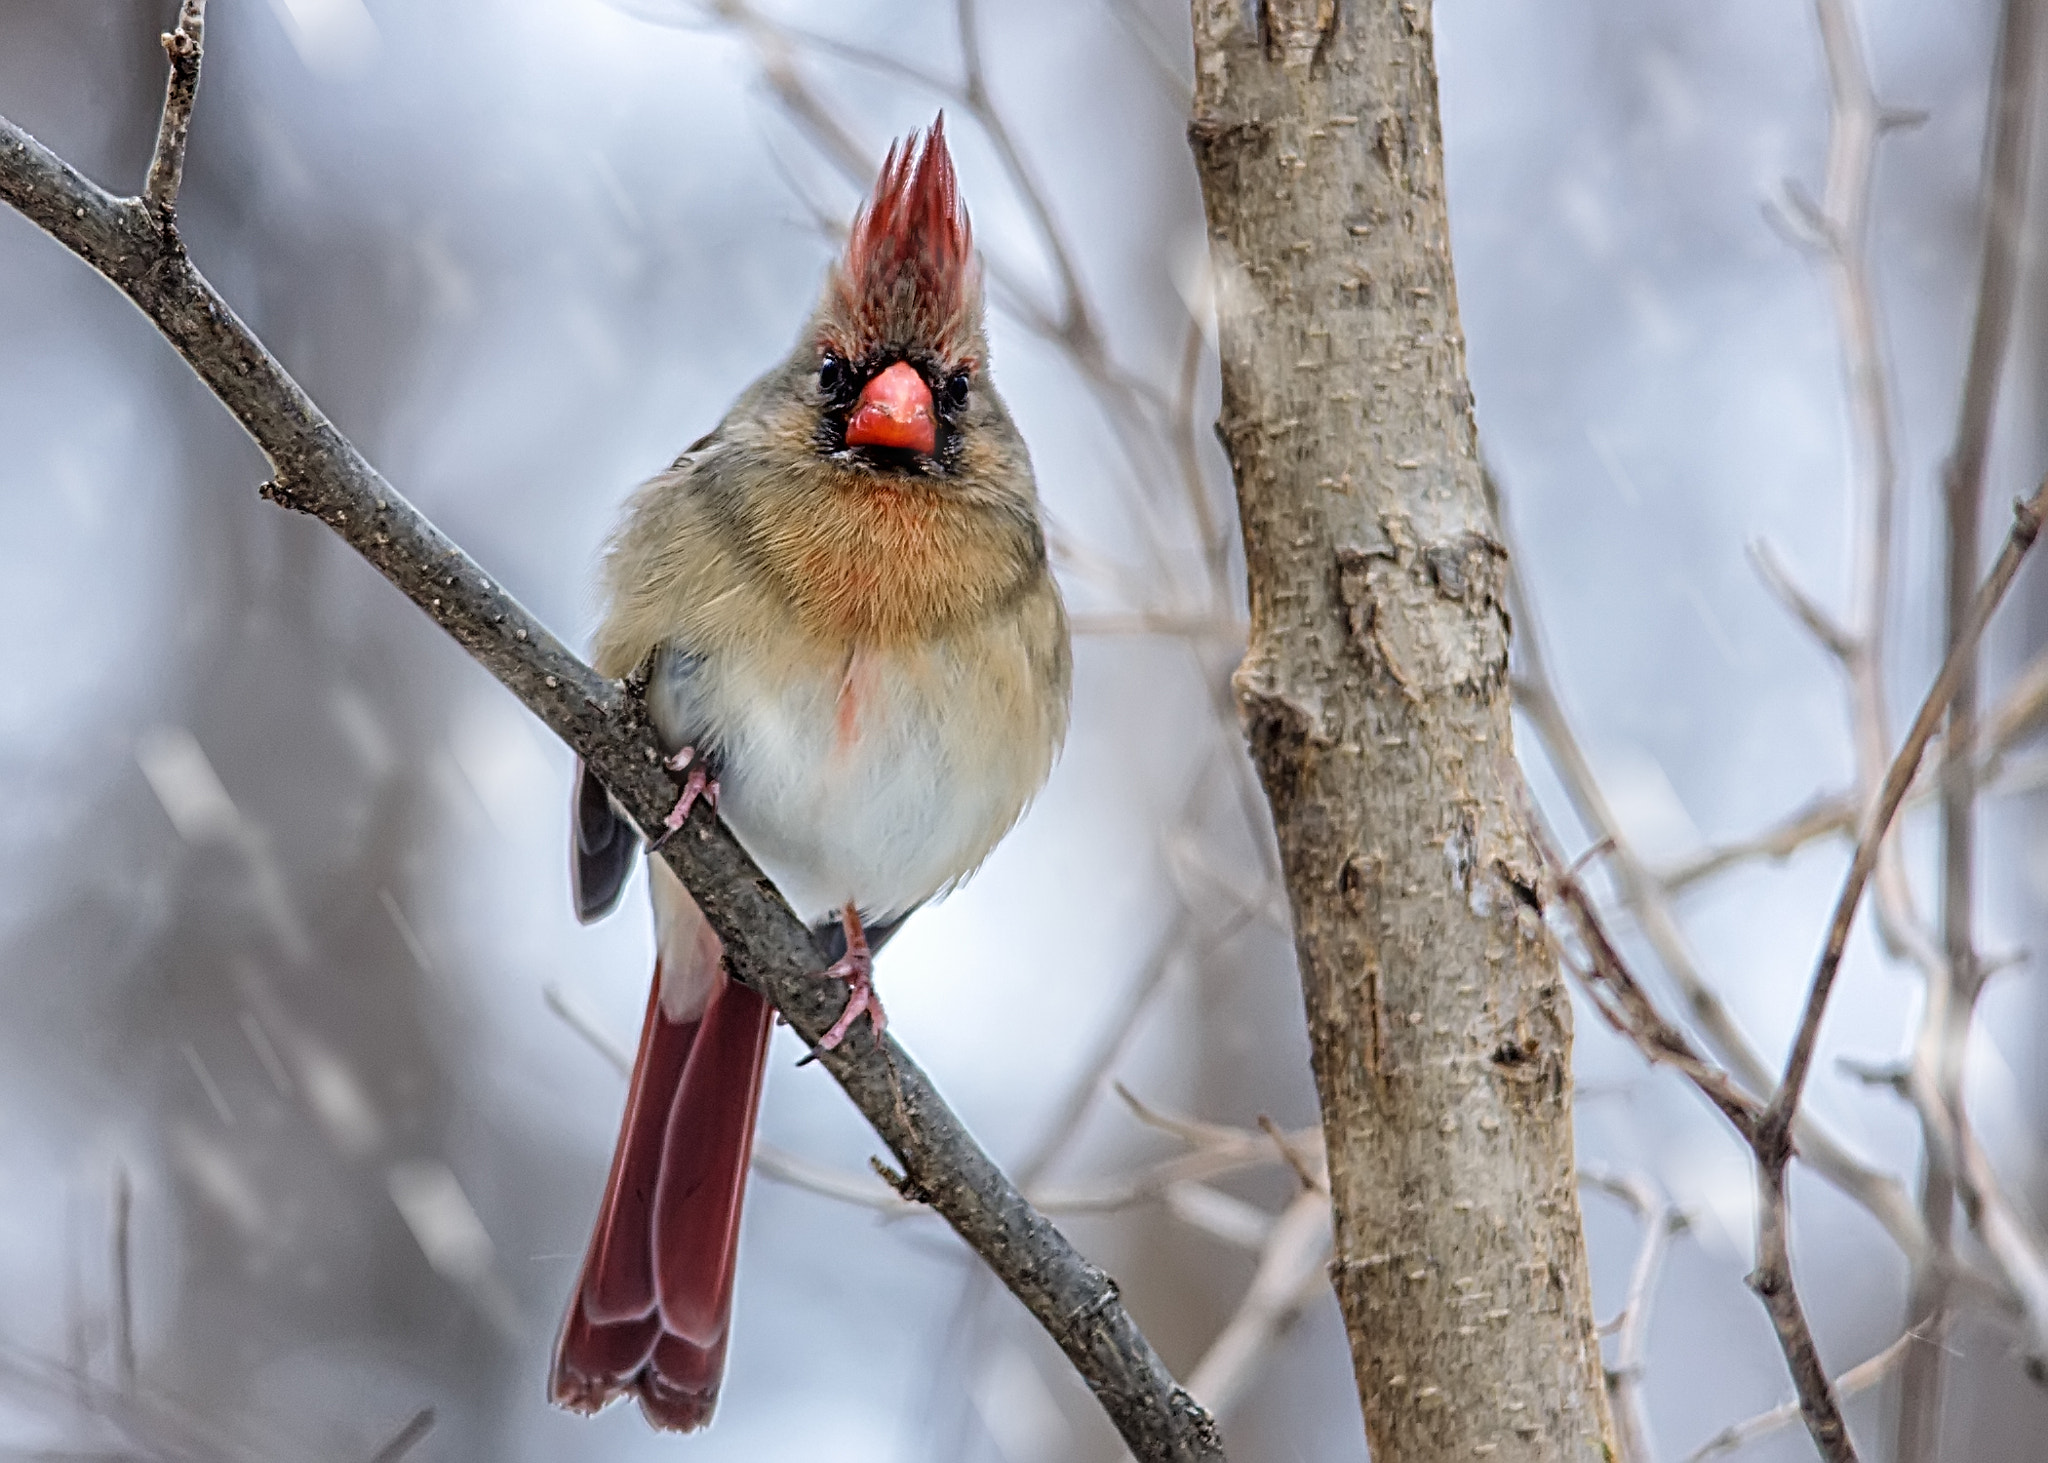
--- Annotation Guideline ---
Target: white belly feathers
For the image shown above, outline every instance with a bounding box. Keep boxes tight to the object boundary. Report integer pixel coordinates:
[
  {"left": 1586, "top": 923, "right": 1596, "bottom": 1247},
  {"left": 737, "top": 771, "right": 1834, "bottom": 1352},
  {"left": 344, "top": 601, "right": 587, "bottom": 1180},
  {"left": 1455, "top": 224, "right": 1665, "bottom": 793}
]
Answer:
[{"left": 647, "top": 636, "right": 1045, "bottom": 926}]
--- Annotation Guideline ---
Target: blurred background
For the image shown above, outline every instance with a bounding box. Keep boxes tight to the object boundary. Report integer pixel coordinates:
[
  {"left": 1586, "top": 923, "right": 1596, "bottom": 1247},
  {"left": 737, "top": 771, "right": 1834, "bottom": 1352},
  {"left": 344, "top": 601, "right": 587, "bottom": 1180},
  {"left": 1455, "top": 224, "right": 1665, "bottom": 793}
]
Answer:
[{"left": 1, "top": 0, "right": 2044, "bottom": 1459}]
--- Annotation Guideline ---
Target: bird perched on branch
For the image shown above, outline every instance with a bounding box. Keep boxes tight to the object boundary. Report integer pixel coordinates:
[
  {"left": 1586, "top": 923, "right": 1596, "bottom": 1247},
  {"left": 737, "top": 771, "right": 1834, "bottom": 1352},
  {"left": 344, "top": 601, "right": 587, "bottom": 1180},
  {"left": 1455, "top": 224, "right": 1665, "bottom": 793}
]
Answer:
[{"left": 550, "top": 117, "right": 1071, "bottom": 1432}]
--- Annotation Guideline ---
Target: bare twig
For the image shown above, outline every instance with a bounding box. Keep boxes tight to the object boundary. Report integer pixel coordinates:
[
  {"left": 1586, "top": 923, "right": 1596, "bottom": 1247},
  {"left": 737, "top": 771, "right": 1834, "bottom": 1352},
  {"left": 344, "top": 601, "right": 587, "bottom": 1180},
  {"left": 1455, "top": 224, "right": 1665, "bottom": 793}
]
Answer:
[
  {"left": 366, "top": 1407, "right": 435, "bottom": 1463},
  {"left": 1738, "top": 479, "right": 2048, "bottom": 1462},
  {"left": 540, "top": 982, "right": 632, "bottom": 1077},
  {"left": 1901, "top": 0, "right": 2045, "bottom": 1451},
  {"left": 1659, "top": 791, "right": 1858, "bottom": 890},
  {"left": 1541, "top": 528, "right": 2048, "bottom": 1463},
  {"left": 1789, "top": 0, "right": 1954, "bottom": 995},
  {"left": 1181, "top": 1189, "right": 1332, "bottom": 1418},
  {"left": 1549, "top": 875, "right": 1760, "bottom": 1140},
  {"left": 1749, "top": 540, "right": 1856, "bottom": 661},
  {"left": 1680, "top": 1333, "right": 1913, "bottom": 1463},
  {"left": 0, "top": 21, "right": 1224, "bottom": 1460},
  {"left": 1504, "top": 514, "right": 1927, "bottom": 1262},
  {"left": 1767, "top": 480, "right": 2048, "bottom": 1133},
  {"left": 1583, "top": 1171, "right": 1688, "bottom": 1463},
  {"left": 1693, "top": 478, "right": 2045, "bottom": 1462},
  {"left": 1656, "top": 648, "right": 2048, "bottom": 891},
  {"left": 143, "top": 0, "right": 204, "bottom": 222}
]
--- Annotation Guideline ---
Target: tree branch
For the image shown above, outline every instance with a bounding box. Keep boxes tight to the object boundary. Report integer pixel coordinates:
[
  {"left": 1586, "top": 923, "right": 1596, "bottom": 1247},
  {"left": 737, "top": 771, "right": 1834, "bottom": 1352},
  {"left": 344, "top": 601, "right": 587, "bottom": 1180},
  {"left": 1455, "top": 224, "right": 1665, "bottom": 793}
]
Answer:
[
  {"left": 1582, "top": 1170, "right": 1687, "bottom": 1463},
  {"left": 1547, "top": 479, "right": 2048, "bottom": 1463},
  {"left": 1904, "top": 0, "right": 2044, "bottom": 1452},
  {"left": 1503, "top": 514, "right": 1928, "bottom": 1263},
  {"left": 1766, "top": 479, "right": 2048, "bottom": 1137},
  {"left": 144, "top": 0, "right": 205, "bottom": 223},
  {"left": 0, "top": 22, "right": 1223, "bottom": 1463}
]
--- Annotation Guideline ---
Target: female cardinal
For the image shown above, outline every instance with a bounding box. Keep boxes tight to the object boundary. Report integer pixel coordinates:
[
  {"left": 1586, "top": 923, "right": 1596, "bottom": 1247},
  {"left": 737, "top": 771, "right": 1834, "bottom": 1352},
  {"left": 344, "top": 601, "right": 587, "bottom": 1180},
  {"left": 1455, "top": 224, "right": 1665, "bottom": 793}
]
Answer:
[{"left": 550, "top": 117, "right": 1071, "bottom": 1431}]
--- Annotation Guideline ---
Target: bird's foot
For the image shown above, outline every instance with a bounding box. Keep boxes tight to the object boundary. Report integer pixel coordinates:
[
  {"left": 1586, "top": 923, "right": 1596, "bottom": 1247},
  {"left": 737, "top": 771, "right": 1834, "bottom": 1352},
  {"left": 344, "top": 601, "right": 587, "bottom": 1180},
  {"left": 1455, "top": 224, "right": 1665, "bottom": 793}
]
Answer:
[
  {"left": 650, "top": 747, "right": 718, "bottom": 849},
  {"left": 816, "top": 903, "right": 886, "bottom": 1052}
]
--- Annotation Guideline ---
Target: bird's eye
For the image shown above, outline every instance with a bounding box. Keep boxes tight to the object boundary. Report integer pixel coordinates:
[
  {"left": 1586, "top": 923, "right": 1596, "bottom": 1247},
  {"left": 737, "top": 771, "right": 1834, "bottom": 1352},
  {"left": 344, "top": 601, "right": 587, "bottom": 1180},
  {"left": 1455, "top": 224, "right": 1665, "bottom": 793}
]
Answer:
[
  {"left": 818, "top": 354, "right": 848, "bottom": 397},
  {"left": 943, "top": 370, "right": 971, "bottom": 411}
]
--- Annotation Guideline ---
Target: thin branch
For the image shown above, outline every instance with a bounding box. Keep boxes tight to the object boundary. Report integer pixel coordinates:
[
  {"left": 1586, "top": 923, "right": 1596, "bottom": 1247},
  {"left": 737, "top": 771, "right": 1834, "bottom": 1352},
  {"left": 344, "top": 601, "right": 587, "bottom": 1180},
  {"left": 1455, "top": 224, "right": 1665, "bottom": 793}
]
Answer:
[
  {"left": 1656, "top": 647, "right": 2048, "bottom": 891},
  {"left": 0, "top": 30, "right": 1222, "bottom": 1463},
  {"left": 1014, "top": 928, "right": 1204, "bottom": 1191},
  {"left": 1679, "top": 1333, "right": 1912, "bottom": 1463},
  {"left": 1903, "top": 0, "right": 2044, "bottom": 1451},
  {"left": 1181, "top": 1189, "right": 1332, "bottom": 1418},
  {"left": 1868, "top": 1051, "right": 2048, "bottom": 1370},
  {"left": 143, "top": 0, "right": 204, "bottom": 222},
  {"left": 1583, "top": 1171, "right": 1688, "bottom": 1463},
  {"left": 366, "top": 1408, "right": 435, "bottom": 1463},
  {"left": 1658, "top": 791, "right": 1858, "bottom": 890},
  {"left": 1801, "top": 0, "right": 1955, "bottom": 992},
  {"left": 1730, "top": 479, "right": 2048, "bottom": 1463},
  {"left": 1549, "top": 873, "right": 1761, "bottom": 1140},
  {"left": 1767, "top": 480, "right": 2048, "bottom": 1134},
  {"left": 1749, "top": 539, "right": 1856, "bottom": 661},
  {"left": 1504, "top": 540, "right": 1926, "bottom": 1259}
]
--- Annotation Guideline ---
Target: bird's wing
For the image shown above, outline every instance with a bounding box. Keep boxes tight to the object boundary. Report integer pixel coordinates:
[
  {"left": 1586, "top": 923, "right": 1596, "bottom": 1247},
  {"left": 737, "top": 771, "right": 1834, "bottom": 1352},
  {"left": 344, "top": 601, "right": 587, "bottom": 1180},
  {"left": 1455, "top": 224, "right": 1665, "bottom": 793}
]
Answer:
[
  {"left": 577, "top": 433, "right": 732, "bottom": 924},
  {"left": 572, "top": 758, "right": 641, "bottom": 924}
]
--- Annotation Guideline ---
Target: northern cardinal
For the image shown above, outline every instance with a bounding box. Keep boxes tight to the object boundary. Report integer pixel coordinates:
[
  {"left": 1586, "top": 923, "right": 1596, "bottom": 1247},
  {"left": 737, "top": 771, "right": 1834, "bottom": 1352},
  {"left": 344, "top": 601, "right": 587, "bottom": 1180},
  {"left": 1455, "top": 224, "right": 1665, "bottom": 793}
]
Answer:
[{"left": 550, "top": 117, "right": 1071, "bottom": 1431}]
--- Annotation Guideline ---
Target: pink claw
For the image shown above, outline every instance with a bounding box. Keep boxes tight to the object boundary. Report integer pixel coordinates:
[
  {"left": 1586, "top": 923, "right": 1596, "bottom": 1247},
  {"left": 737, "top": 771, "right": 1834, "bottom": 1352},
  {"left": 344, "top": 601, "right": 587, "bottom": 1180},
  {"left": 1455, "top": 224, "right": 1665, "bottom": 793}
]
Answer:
[
  {"left": 650, "top": 747, "right": 718, "bottom": 849},
  {"left": 816, "top": 903, "right": 887, "bottom": 1052}
]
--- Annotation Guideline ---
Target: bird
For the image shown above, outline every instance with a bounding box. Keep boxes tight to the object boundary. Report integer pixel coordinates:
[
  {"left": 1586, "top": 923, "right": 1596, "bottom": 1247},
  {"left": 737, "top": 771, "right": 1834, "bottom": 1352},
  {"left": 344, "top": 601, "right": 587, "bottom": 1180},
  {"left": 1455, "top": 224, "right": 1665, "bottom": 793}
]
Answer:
[{"left": 549, "top": 116, "right": 1071, "bottom": 1432}]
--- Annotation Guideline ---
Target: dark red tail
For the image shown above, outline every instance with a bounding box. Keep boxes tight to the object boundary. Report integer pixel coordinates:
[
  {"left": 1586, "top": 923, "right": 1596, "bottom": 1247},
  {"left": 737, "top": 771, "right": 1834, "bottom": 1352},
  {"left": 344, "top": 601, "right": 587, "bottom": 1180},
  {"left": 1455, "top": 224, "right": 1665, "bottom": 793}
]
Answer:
[{"left": 550, "top": 955, "right": 773, "bottom": 1430}]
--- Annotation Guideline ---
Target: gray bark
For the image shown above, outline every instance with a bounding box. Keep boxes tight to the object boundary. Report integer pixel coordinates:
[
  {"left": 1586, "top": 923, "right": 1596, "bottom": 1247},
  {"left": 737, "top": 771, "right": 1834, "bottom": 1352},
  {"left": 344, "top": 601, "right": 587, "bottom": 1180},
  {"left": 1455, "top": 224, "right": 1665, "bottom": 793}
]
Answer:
[{"left": 1185, "top": 4, "right": 1617, "bottom": 1459}]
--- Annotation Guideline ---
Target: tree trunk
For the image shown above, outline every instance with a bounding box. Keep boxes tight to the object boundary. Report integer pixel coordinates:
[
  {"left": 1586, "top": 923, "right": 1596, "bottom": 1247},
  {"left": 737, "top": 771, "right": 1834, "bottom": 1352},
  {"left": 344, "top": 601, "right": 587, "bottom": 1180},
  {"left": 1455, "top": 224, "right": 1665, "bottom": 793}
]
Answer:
[{"left": 1186, "top": 4, "right": 1617, "bottom": 1460}]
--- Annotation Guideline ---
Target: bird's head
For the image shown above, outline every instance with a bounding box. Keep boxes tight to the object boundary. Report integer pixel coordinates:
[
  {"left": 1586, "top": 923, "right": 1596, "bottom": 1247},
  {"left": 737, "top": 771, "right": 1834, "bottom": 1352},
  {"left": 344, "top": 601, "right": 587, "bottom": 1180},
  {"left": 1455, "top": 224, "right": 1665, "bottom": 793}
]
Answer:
[{"left": 806, "top": 116, "right": 989, "bottom": 477}]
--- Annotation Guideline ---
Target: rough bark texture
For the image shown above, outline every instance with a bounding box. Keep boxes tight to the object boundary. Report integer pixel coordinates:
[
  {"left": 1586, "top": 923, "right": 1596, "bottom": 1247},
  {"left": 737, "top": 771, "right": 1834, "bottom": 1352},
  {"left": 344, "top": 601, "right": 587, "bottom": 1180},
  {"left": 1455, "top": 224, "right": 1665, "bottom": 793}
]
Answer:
[{"left": 1186, "top": 4, "right": 1616, "bottom": 1459}]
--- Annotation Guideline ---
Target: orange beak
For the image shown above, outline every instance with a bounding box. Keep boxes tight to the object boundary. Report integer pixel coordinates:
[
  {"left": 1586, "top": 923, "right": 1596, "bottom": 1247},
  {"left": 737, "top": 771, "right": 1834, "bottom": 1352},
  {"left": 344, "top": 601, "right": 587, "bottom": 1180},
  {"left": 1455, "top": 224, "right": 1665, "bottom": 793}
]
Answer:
[{"left": 843, "top": 361, "right": 936, "bottom": 455}]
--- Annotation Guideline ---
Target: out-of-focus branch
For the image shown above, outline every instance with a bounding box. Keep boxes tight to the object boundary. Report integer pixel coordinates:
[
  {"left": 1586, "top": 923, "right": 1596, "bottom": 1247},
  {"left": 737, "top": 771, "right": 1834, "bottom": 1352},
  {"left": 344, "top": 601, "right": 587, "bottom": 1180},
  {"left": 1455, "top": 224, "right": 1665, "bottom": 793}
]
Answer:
[
  {"left": 1658, "top": 789, "right": 1858, "bottom": 890},
  {"left": 1750, "top": 539, "right": 1856, "bottom": 661},
  {"left": 110, "top": 1166, "right": 135, "bottom": 1394},
  {"left": 1182, "top": 1188, "right": 1332, "bottom": 1419},
  {"left": 1789, "top": 0, "right": 1950, "bottom": 989},
  {"left": 1543, "top": 480, "right": 2048, "bottom": 1461},
  {"left": 367, "top": 1407, "right": 437, "bottom": 1463},
  {"left": 1679, "top": 1334, "right": 1911, "bottom": 1463},
  {"left": 1583, "top": 1171, "right": 1689, "bottom": 1463},
  {"left": 0, "top": 25, "right": 1224, "bottom": 1462},
  {"left": 1653, "top": 643, "right": 2048, "bottom": 892},
  {"left": 1903, "top": 0, "right": 2044, "bottom": 1452},
  {"left": 1735, "top": 480, "right": 2048, "bottom": 1461},
  {"left": 1504, "top": 520, "right": 1927, "bottom": 1261},
  {"left": 1767, "top": 480, "right": 2048, "bottom": 1136}
]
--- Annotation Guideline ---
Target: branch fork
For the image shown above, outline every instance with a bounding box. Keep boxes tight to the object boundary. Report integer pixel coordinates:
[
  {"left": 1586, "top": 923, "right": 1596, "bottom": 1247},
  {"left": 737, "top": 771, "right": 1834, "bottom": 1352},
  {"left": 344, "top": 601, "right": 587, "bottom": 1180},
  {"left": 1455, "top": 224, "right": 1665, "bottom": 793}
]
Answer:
[{"left": 1554, "top": 480, "right": 2048, "bottom": 1462}]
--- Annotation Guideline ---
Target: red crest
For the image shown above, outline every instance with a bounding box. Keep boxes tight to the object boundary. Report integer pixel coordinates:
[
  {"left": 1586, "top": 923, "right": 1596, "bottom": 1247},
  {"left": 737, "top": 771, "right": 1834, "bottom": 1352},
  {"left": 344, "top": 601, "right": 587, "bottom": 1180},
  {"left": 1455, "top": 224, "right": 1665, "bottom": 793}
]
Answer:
[{"left": 826, "top": 116, "right": 981, "bottom": 362}]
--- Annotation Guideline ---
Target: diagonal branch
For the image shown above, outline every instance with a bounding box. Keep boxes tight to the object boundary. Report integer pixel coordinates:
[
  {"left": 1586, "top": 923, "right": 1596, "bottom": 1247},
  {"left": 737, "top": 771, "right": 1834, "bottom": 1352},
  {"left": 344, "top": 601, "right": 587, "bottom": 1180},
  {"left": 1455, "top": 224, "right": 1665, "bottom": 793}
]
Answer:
[
  {"left": 0, "top": 25, "right": 1223, "bottom": 1463},
  {"left": 1765, "top": 479, "right": 2048, "bottom": 1138},
  {"left": 1531, "top": 464, "right": 2048, "bottom": 1463}
]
